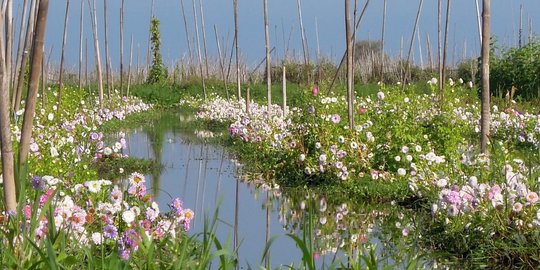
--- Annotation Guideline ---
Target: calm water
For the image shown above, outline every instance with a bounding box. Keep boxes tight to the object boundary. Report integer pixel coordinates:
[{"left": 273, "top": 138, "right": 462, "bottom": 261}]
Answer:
[{"left": 121, "top": 112, "right": 433, "bottom": 269}]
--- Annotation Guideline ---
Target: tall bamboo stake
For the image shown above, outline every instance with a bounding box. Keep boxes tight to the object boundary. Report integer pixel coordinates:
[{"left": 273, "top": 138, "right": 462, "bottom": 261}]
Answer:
[
  {"left": 296, "top": 0, "right": 309, "bottom": 66},
  {"left": 404, "top": 0, "right": 423, "bottom": 86},
  {"left": 127, "top": 35, "right": 133, "bottom": 97},
  {"left": 198, "top": 0, "right": 210, "bottom": 78},
  {"left": 441, "top": 0, "right": 452, "bottom": 100},
  {"left": 58, "top": 0, "right": 71, "bottom": 108},
  {"left": 380, "top": 0, "right": 387, "bottom": 81},
  {"left": 426, "top": 34, "right": 433, "bottom": 70},
  {"left": 518, "top": 4, "right": 522, "bottom": 47},
  {"left": 78, "top": 0, "right": 84, "bottom": 89},
  {"left": 345, "top": 0, "right": 354, "bottom": 129},
  {"left": 327, "top": 0, "right": 370, "bottom": 95},
  {"left": 85, "top": 38, "right": 88, "bottom": 88},
  {"left": 213, "top": 24, "right": 229, "bottom": 99},
  {"left": 0, "top": 0, "right": 17, "bottom": 212},
  {"left": 264, "top": 0, "right": 271, "bottom": 113},
  {"left": 438, "top": 0, "right": 443, "bottom": 95},
  {"left": 233, "top": 0, "right": 241, "bottom": 100},
  {"left": 5, "top": 0, "right": 12, "bottom": 104},
  {"left": 103, "top": 0, "right": 111, "bottom": 97},
  {"left": 120, "top": 0, "right": 125, "bottom": 94},
  {"left": 480, "top": 0, "right": 491, "bottom": 153},
  {"left": 475, "top": 0, "right": 482, "bottom": 44},
  {"left": 282, "top": 66, "right": 287, "bottom": 117},
  {"left": 192, "top": 0, "right": 206, "bottom": 99},
  {"left": 19, "top": 0, "right": 50, "bottom": 184},
  {"left": 417, "top": 28, "right": 424, "bottom": 68},
  {"left": 179, "top": 0, "right": 194, "bottom": 67},
  {"left": 12, "top": 0, "right": 28, "bottom": 91},
  {"left": 12, "top": 0, "right": 36, "bottom": 112},
  {"left": 89, "top": 0, "right": 104, "bottom": 108}
]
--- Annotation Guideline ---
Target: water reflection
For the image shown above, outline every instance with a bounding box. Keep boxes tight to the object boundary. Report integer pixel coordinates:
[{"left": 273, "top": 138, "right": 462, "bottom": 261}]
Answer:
[{"left": 121, "top": 111, "right": 434, "bottom": 269}]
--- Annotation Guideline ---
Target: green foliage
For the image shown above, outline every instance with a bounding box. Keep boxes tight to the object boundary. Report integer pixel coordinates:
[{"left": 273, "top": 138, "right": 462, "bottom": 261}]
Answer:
[
  {"left": 147, "top": 17, "right": 165, "bottom": 85},
  {"left": 490, "top": 40, "right": 540, "bottom": 99}
]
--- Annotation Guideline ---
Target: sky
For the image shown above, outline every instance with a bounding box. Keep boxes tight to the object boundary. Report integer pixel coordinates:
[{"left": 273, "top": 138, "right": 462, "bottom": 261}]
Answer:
[{"left": 29, "top": 0, "right": 540, "bottom": 71}]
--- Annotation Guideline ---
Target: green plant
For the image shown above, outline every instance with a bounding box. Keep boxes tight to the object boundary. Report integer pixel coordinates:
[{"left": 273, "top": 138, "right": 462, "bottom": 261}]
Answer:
[{"left": 147, "top": 17, "right": 165, "bottom": 85}]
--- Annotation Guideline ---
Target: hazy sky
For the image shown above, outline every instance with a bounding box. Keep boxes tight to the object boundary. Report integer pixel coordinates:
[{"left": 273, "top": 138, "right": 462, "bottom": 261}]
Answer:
[{"left": 36, "top": 0, "right": 540, "bottom": 70}]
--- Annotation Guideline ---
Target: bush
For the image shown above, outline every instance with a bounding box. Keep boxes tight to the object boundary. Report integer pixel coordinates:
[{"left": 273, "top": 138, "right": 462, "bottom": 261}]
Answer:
[{"left": 489, "top": 40, "right": 540, "bottom": 100}]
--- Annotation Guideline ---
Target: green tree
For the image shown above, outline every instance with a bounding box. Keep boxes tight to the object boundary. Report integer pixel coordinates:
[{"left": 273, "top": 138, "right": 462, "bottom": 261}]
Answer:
[{"left": 147, "top": 17, "right": 165, "bottom": 84}]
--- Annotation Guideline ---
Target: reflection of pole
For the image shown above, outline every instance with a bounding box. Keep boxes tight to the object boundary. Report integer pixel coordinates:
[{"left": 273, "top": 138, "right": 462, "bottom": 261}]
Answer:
[
  {"left": 215, "top": 147, "right": 225, "bottom": 202},
  {"left": 265, "top": 192, "right": 271, "bottom": 269},
  {"left": 201, "top": 144, "right": 209, "bottom": 216},
  {"left": 182, "top": 143, "right": 193, "bottom": 199},
  {"left": 194, "top": 144, "right": 203, "bottom": 228},
  {"left": 234, "top": 173, "right": 240, "bottom": 269}
]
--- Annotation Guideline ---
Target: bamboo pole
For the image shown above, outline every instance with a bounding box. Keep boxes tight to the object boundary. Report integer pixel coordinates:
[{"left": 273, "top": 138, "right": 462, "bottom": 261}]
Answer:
[
  {"left": 89, "top": 0, "right": 104, "bottom": 108},
  {"left": 438, "top": 0, "right": 443, "bottom": 94},
  {"left": 103, "top": 0, "right": 111, "bottom": 97},
  {"left": 296, "top": 0, "right": 309, "bottom": 66},
  {"left": 127, "top": 35, "right": 133, "bottom": 97},
  {"left": 404, "top": 0, "right": 423, "bottom": 86},
  {"left": 0, "top": 0, "right": 17, "bottom": 212},
  {"left": 417, "top": 28, "right": 424, "bottom": 69},
  {"left": 78, "top": 0, "right": 84, "bottom": 89},
  {"left": 426, "top": 34, "right": 433, "bottom": 70},
  {"left": 12, "top": 0, "right": 28, "bottom": 91},
  {"left": 12, "top": 0, "right": 36, "bottom": 112},
  {"left": 327, "top": 0, "right": 370, "bottom": 95},
  {"left": 380, "top": 0, "right": 387, "bottom": 81},
  {"left": 19, "top": 0, "right": 50, "bottom": 182},
  {"left": 5, "top": 0, "right": 12, "bottom": 104},
  {"left": 345, "top": 0, "right": 354, "bottom": 129},
  {"left": 120, "top": 0, "right": 125, "bottom": 94},
  {"left": 441, "top": 0, "right": 452, "bottom": 100},
  {"left": 213, "top": 24, "right": 229, "bottom": 99},
  {"left": 282, "top": 65, "right": 287, "bottom": 117},
  {"left": 475, "top": 0, "right": 482, "bottom": 44},
  {"left": 179, "top": 0, "right": 194, "bottom": 68},
  {"left": 264, "top": 0, "right": 272, "bottom": 113},
  {"left": 192, "top": 0, "right": 207, "bottom": 99},
  {"left": 58, "top": 0, "right": 71, "bottom": 108},
  {"left": 233, "top": 0, "right": 241, "bottom": 100},
  {"left": 85, "top": 38, "right": 88, "bottom": 88},
  {"left": 480, "top": 0, "right": 491, "bottom": 153},
  {"left": 198, "top": 0, "right": 210, "bottom": 78}
]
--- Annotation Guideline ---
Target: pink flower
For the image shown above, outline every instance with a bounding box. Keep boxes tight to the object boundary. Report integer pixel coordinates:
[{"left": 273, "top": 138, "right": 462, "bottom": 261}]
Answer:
[
  {"left": 527, "top": 191, "right": 539, "bottom": 204},
  {"left": 358, "top": 107, "right": 366, "bottom": 114},
  {"left": 331, "top": 114, "right": 341, "bottom": 124},
  {"left": 312, "top": 87, "right": 319, "bottom": 96}
]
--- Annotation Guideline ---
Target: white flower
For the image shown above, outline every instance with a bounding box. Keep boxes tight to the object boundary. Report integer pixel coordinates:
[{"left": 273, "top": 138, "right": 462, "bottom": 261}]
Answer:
[
  {"left": 403, "top": 97, "right": 409, "bottom": 103},
  {"left": 299, "top": 154, "right": 306, "bottom": 161},
  {"left": 406, "top": 155, "right": 413, "bottom": 162},
  {"left": 50, "top": 146, "right": 59, "bottom": 157},
  {"left": 85, "top": 181, "right": 101, "bottom": 193},
  {"left": 394, "top": 156, "right": 401, "bottom": 162},
  {"left": 468, "top": 81, "right": 473, "bottom": 88},
  {"left": 47, "top": 113, "right": 54, "bottom": 121},
  {"left": 458, "top": 78, "right": 464, "bottom": 84},
  {"left": 436, "top": 178, "right": 448, "bottom": 188},
  {"left": 397, "top": 168, "right": 406, "bottom": 176},
  {"left": 377, "top": 91, "right": 385, "bottom": 100},
  {"left": 91, "top": 232, "right": 103, "bottom": 245},
  {"left": 103, "top": 147, "right": 113, "bottom": 156},
  {"left": 122, "top": 210, "right": 136, "bottom": 225}
]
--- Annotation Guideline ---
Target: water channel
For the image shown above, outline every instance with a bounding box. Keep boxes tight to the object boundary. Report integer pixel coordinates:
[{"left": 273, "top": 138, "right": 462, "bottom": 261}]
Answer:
[{"left": 120, "top": 111, "right": 433, "bottom": 269}]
